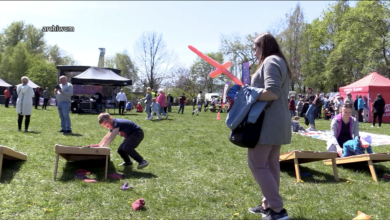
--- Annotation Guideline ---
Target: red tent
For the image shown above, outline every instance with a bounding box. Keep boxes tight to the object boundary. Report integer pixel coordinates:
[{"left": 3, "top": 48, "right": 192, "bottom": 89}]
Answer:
[{"left": 339, "top": 72, "right": 390, "bottom": 123}]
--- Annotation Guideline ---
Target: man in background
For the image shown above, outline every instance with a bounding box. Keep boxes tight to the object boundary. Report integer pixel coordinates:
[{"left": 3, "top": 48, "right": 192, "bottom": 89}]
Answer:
[
  {"left": 178, "top": 93, "right": 186, "bottom": 114},
  {"left": 55, "top": 76, "right": 73, "bottom": 134},
  {"left": 116, "top": 89, "right": 127, "bottom": 115},
  {"left": 4, "top": 87, "right": 10, "bottom": 108},
  {"left": 42, "top": 87, "right": 51, "bottom": 110}
]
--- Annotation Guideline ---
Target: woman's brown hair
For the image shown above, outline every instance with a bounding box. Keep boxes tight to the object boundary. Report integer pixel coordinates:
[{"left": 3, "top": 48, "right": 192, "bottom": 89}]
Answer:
[{"left": 254, "top": 33, "right": 292, "bottom": 79}]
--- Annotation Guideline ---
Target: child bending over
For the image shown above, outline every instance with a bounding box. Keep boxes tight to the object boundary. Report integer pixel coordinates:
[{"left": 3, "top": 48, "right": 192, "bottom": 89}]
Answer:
[
  {"left": 98, "top": 113, "right": 149, "bottom": 169},
  {"left": 292, "top": 116, "right": 306, "bottom": 132},
  {"left": 341, "top": 136, "right": 373, "bottom": 157}
]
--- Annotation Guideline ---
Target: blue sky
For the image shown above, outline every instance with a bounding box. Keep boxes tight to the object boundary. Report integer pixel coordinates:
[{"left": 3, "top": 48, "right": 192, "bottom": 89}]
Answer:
[{"left": 0, "top": 1, "right": 349, "bottom": 68}]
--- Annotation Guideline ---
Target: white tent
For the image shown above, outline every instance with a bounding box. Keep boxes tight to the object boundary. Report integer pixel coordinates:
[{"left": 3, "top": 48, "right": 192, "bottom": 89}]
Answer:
[
  {"left": 0, "top": 78, "right": 12, "bottom": 87},
  {"left": 17, "top": 79, "right": 40, "bottom": 88},
  {"left": 72, "top": 67, "right": 132, "bottom": 85}
]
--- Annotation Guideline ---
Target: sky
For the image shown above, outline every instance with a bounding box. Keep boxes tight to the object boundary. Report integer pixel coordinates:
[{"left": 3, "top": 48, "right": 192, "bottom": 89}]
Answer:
[{"left": 0, "top": 1, "right": 349, "bottom": 68}]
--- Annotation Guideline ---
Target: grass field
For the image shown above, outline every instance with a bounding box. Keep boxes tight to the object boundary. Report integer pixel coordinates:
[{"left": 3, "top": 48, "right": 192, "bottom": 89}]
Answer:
[{"left": 0, "top": 105, "right": 389, "bottom": 219}]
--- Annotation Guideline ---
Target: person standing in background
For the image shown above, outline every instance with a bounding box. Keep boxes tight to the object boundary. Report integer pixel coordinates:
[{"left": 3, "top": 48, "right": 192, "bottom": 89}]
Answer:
[
  {"left": 95, "top": 91, "right": 103, "bottom": 114},
  {"left": 42, "top": 87, "right": 51, "bottom": 110},
  {"left": 12, "top": 86, "right": 18, "bottom": 108},
  {"left": 178, "top": 93, "right": 186, "bottom": 114},
  {"left": 55, "top": 76, "right": 73, "bottom": 134},
  {"left": 16, "top": 76, "right": 34, "bottom": 132},
  {"left": 4, "top": 87, "right": 10, "bottom": 108},
  {"left": 157, "top": 89, "right": 168, "bottom": 119},
  {"left": 363, "top": 95, "right": 369, "bottom": 122},
  {"left": 166, "top": 93, "right": 173, "bottom": 112},
  {"left": 142, "top": 87, "right": 152, "bottom": 120},
  {"left": 34, "top": 87, "right": 41, "bottom": 109},
  {"left": 116, "top": 89, "right": 127, "bottom": 115},
  {"left": 371, "top": 93, "right": 386, "bottom": 128},
  {"left": 357, "top": 95, "right": 364, "bottom": 122}
]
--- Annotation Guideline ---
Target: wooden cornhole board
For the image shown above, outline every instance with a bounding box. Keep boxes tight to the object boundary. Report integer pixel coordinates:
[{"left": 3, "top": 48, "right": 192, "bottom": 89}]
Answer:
[
  {"left": 0, "top": 146, "right": 28, "bottom": 179},
  {"left": 280, "top": 151, "right": 339, "bottom": 182},
  {"left": 323, "top": 153, "right": 390, "bottom": 182},
  {"left": 54, "top": 144, "right": 111, "bottom": 180}
]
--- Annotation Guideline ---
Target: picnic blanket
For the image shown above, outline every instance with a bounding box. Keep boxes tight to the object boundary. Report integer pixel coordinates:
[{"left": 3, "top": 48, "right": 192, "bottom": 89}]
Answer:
[{"left": 298, "top": 130, "right": 390, "bottom": 146}]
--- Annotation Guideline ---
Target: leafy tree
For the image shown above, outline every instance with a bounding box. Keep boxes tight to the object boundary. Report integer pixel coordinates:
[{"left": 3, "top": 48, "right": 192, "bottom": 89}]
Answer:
[
  {"left": 219, "top": 33, "right": 258, "bottom": 77},
  {"left": 25, "top": 24, "right": 45, "bottom": 55},
  {"left": 3, "top": 21, "right": 25, "bottom": 47},
  {"left": 190, "top": 52, "right": 225, "bottom": 93},
  {"left": 26, "top": 57, "right": 57, "bottom": 89}
]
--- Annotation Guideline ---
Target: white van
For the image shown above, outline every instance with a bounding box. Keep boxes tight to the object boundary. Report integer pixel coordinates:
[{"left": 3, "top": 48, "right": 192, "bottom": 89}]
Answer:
[
  {"left": 205, "top": 93, "right": 220, "bottom": 101},
  {"left": 288, "top": 91, "right": 296, "bottom": 99}
]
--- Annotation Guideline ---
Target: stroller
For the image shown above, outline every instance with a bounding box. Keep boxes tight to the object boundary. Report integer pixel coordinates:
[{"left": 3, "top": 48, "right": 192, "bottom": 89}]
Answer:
[{"left": 323, "top": 107, "right": 334, "bottom": 120}]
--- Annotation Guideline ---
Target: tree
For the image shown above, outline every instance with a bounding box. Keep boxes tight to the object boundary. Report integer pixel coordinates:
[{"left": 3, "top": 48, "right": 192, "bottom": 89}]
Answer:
[
  {"left": 46, "top": 44, "right": 76, "bottom": 65},
  {"left": 174, "top": 67, "right": 198, "bottom": 98},
  {"left": 190, "top": 52, "right": 225, "bottom": 93},
  {"left": 26, "top": 57, "right": 57, "bottom": 89},
  {"left": 25, "top": 24, "right": 45, "bottom": 55},
  {"left": 219, "top": 33, "right": 258, "bottom": 77},
  {"left": 277, "top": 3, "right": 306, "bottom": 91},
  {"left": 3, "top": 21, "right": 25, "bottom": 47},
  {"left": 133, "top": 31, "right": 177, "bottom": 91}
]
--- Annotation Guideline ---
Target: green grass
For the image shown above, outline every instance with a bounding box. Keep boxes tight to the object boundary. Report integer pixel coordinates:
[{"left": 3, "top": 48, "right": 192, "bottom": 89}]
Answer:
[{"left": 0, "top": 106, "right": 389, "bottom": 219}]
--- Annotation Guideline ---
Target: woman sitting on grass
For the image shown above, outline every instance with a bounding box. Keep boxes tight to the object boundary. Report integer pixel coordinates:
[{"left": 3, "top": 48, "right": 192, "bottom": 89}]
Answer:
[{"left": 327, "top": 104, "right": 359, "bottom": 157}]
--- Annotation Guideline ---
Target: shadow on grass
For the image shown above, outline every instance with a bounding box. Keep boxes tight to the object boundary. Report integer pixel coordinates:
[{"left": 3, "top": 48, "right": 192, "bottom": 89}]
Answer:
[
  {"left": 337, "top": 162, "right": 390, "bottom": 178},
  {"left": 57, "top": 160, "right": 157, "bottom": 182},
  {"left": 280, "top": 163, "right": 347, "bottom": 183},
  {"left": 25, "top": 131, "right": 40, "bottom": 134},
  {"left": 64, "top": 133, "right": 83, "bottom": 137},
  {"left": 0, "top": 160, "right": 26, "bottom": 183}
]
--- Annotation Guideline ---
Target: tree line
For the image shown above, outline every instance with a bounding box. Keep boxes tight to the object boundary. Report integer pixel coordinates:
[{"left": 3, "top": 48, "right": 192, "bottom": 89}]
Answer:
[{"left": 1, "top": 1, "right": 389, "bottom": 98}]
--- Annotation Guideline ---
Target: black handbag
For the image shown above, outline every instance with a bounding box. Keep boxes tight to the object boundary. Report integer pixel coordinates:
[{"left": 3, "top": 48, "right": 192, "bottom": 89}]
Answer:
[{"left": 229, "top": 101, "right": 273, "bottom": 148}]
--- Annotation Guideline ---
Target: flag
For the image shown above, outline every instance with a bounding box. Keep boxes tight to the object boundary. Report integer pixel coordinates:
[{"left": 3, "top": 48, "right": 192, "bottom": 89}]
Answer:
[
  {"left": 242, "top": 62, "right": 250, "bottom": 85},
  {"left": 222, "top": 82, "right": 231, "bottom": 108}
]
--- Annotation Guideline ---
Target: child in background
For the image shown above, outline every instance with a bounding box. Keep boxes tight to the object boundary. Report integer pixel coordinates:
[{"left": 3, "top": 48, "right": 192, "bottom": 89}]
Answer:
[
  {"left": 125, "top": 101, "right": 132, "bottom": 113},
  {"left": 98, "top": 113, "right": 149, "bottom": 169},
  {"left": 292, "top": 116, "right": 306, "bottom": 132},
  {"left": 150, "top": 98, "right": 161, "bottom": 120},
  {"left": 136, "top": 102, "right": 143, "bottom": 113}
]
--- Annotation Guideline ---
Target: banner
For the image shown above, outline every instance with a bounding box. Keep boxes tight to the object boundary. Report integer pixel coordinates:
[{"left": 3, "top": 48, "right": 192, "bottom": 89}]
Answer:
[
  {"left": 242, "top": 62, "right": 250, "bottom": 85},
  {"left": 222, "top": 82, "right": 231, "bottom": 108}
]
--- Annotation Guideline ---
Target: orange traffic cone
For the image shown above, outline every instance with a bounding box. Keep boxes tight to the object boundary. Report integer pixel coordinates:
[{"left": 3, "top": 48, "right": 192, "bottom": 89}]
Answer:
[{"left": 216, "top": 112, "right": 221, "bottom": 120}]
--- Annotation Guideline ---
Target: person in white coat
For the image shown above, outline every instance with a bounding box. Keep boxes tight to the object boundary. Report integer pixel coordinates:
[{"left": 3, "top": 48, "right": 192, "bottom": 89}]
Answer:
[{"left": 16, "top": 76, "right": 34, "bottom": 132}]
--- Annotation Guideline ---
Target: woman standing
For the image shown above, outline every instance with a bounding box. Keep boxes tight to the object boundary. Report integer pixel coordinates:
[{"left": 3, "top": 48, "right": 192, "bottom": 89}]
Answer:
[
  {"left": 248, "top": 33, "right": 291, "bottom": 220},
  {"left": 357, "top": 95, "right": 364, "bottom": 122},
  {"left": 157, "top": 89, "right": 168, "bottom": 119},
  {"left": 16, "top": 76, "right": 34, "bottom": 132},
  {"left": 372, "top": 94, "right": 386, "bottom": 128},
  {"left": 142, "top": 87, "right": 152, "bottom": 120},
  {"left": 304, "top": 88, "right": 318, "bottom": 131}
]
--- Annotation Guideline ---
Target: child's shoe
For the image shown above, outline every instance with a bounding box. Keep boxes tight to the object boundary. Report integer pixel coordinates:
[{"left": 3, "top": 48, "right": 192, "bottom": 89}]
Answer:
[
  {"left": 118, "top": 162, "right": 133, "bottom": 167},
  {"left": 137, "top": 160, "right": 149, "bottom": 169}
]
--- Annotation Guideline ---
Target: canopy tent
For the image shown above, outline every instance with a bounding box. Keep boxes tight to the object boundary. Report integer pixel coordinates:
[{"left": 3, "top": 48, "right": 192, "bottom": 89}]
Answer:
[
  {"left": 16, "top": 79, "right": 40, "bottom": 89},
  {"left": 339, "top": 72, "right": 390, "bottom": 123},
  {"left": 71, "top": 67, "right": 132, "bottom": 86},
  {"left": 0, "top": 78, "right": 12, "bottom": 87}
]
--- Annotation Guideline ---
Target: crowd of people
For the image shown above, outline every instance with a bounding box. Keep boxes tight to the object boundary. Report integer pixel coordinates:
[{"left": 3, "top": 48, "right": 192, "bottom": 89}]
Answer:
[{"left": 289, "top": 90, "right": 387, "bottom": 132}]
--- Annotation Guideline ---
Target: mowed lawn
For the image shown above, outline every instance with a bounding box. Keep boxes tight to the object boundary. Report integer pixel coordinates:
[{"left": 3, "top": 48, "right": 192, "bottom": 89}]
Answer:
[{"left": 0, "top": 105, "right": 390, "bottom": 219}]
